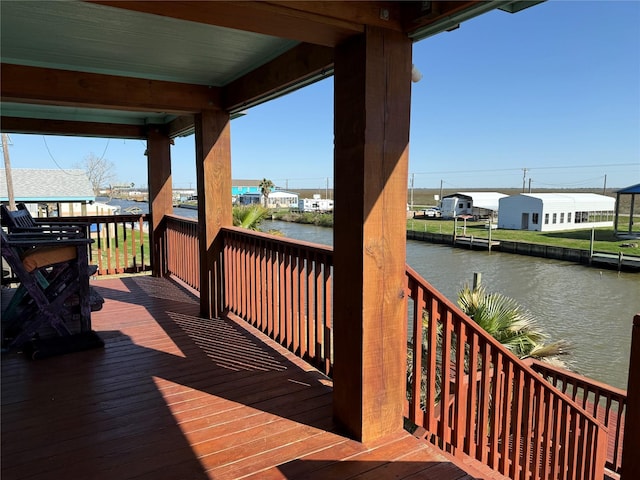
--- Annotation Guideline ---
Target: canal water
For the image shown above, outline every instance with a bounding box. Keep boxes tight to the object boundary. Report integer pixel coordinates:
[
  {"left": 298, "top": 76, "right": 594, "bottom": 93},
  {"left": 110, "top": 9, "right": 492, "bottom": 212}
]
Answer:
[
  {"left": 260, "top": 219, "right": 639, "bottom": 391},
  {"left": 103, "top": 199, "right": 640, "bottom": 390}
]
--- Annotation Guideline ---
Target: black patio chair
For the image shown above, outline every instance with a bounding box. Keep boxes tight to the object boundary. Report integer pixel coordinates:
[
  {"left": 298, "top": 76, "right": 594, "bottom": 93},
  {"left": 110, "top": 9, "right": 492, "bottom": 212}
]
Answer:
[{"left": 1, "top": 229, "right": 102, "bottom": 351}]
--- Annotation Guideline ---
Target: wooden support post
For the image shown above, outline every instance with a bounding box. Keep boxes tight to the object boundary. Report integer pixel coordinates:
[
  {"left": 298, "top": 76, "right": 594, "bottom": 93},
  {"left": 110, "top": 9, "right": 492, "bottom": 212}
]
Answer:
[
  {"left": 333, "top": 26, "right": 412, "bottom": 444},
  {"left": 194, "top": 109, "right": 232, "bottom": 319},
  {"left": 473, "top": 272, "right": 482, "bottom": 290},
  {"left": 621, "top": 314, "right": 640, "bottom": 479},
  {"left": 147, "top": 126, "right": 173, "bottom": 277}
]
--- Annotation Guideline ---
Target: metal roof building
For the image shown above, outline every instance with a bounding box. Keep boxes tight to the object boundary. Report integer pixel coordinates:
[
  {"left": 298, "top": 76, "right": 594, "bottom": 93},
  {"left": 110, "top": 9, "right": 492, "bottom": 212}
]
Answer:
[
  {"left": 440, "top": 191, "right": 507, "bottom": 219},
  {"left": 498, "top": 193, "right": 615, "bottom": 232},
  {"left": 1, "top": 168, "right": 95, "bottom": 203}
]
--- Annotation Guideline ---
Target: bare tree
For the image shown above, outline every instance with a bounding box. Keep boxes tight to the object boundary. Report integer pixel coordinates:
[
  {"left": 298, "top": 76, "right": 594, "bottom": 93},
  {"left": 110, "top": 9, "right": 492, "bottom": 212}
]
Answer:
[{"left": 76, "top": 153, "right": 117, "bottom": 195}]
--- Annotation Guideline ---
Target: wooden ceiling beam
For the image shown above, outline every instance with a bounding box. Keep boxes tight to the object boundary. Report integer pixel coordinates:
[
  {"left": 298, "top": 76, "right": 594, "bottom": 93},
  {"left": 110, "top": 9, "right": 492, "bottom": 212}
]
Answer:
[
  {"left": 1, "top": 64, "right": 221, "bottom": 115},
  {"left": 88, "top": 1, "right": 383, "bottom": 47},
  {"left": 223, "top": 43, "right": 334, "bottom": 113},
  {"left": 0, "top": 116, "right": 147, "bottom": 139},
  {"left": 403, "top": 1, "right": 492, "bottom": 39}
]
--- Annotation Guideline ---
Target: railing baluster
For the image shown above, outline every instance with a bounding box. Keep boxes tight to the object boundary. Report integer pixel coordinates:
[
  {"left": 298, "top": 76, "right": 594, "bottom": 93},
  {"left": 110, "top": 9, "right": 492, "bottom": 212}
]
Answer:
[
  {"left": 323, "top": 256, "right": 332, "bottom": 376},
  {"left": 510, "top": 369, "right": 524, "bottom": 479},
  {"left": 499, "top": 356, "right": 514, "bottom": 476},
  {"left": 466, "top": 330, "right": 479, "bottom": 457},
  {"left": 489, "top": 350, "right": 502, "bottom": 470},
  {"left": 478, "top": 339, "right": 492, "bottom": 464},
  {"left": 410, "top": 283, "right": 424, "bottom": 426},
  {"left": 454, "top": 316, "right": 467, "bottom": 453}
]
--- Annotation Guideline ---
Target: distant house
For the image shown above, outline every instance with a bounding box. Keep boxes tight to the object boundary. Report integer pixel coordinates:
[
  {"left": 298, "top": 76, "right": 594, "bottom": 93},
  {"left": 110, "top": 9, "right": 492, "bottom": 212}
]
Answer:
[
  {"left": 237, "top": 193, "right": 261, "bottom": 206},
  {"left": 266, "top": 191, "right": 298, "bottom": 208},
  {"left": 498, "top": 193, "right": 616, "bottom": 232},
  {"left": 440, "top": 192, "right": 507, "bottom": 219},
  {"left": 1, "top": 168, "right": 95, "bottom": 216},
  {"left": 232, "top": 179, "right": 263, "bottom": 197},
  {"left": 238, "top": 190, "right": 298, "bottom": 209}
]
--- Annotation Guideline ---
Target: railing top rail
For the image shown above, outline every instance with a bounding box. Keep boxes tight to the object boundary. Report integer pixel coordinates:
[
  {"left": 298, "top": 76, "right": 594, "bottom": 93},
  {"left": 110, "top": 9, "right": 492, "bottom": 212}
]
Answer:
[
  {"left": 523, "top": 357, "right": 628, "bottom": 398},
  {"left": 47, "top": 213, "right": 149, "bottom": 223},
  {"left": 164, "top": 213, "right": 198, "bottom": 225},
  {"left": 221, "top": 226, "right": 334, "bottom": 257},
  {"left": 406, "top": 263, "right": 609, "bottom": 431}
]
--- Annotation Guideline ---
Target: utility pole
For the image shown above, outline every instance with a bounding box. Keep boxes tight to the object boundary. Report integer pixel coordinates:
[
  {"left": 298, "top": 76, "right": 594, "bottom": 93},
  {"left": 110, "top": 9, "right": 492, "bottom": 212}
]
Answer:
[
  {"left": 2, "top": 133, "right": 16, "bottom": 210},
  {"left": 410, "top": 173, "right": 414, "bottom": 210},
  {"left": 522, "top": 168, "right": 528, "bottom": 193},
  {"left": 439, "top": 179, "right": 443, "bottom": 204},
  {"left": 528, "top": 178, "right": 532, "bottom": 193},
  {"left": 603, "top": 174, "right": 607, "bottom": 195},
  {"left": 326, "top": 177, "right": 329, "bottom": 199}
]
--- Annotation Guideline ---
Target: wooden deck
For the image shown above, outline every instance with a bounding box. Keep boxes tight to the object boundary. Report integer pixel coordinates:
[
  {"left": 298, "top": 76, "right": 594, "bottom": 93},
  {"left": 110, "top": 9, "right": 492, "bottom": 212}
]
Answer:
[{"left": 1, "top": 275, "right": 501, "bottom": 480}]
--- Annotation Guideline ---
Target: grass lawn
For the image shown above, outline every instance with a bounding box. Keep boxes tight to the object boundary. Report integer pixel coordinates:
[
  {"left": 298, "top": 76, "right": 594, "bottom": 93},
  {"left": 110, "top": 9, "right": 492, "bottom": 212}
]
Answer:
[
  {"left": 90, "top": 226, "right": 151, "bottom": 271},
  {"left": 407, "top": 217, "right": 640, "bottom": 256}
]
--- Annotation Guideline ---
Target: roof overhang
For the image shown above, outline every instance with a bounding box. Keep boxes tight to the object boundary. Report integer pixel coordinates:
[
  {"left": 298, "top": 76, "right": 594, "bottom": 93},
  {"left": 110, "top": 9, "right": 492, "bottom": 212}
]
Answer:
[{"left": 1, "top": 1, "right": 543, "bottom": 139}]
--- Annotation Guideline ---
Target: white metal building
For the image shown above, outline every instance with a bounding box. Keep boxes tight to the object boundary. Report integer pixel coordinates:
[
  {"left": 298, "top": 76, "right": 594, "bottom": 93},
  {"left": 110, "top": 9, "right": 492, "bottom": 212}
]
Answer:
[
  {"left": 266, "top": 191, "right": 299, "bottom": 208},
  {"left": 440, "top": 192, "right": 507, "bottom": 219},
  {"left": 237, "top": 190, "right": 299, "bottom": 209},
  {"left": 498, "top": 193, "right": 616, "bottom": 232},
  {"left": 298, "top": 194, "right": 334, "bottom": 213}
]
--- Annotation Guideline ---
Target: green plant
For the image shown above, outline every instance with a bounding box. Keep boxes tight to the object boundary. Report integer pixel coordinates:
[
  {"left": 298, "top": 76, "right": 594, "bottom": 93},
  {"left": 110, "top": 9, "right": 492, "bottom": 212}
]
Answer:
[
  {"left": 233, "top": 204, "right": 284, "bottom": 236},
  {"left": 457, "top": 284, "right": 570, "bottom": 363}
]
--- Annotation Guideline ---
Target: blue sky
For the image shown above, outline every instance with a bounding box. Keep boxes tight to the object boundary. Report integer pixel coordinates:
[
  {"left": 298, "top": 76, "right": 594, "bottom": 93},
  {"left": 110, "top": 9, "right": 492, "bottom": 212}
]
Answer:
[{"left": 3, "top": 0, "right": 639, "bottom": 191}]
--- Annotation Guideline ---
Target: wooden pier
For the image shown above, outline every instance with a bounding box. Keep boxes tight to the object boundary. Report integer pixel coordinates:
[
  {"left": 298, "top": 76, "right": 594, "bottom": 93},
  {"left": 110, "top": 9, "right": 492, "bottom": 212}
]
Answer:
[
  {"left": 454, "top": 235, "right": 501, "bottom": 250},
  {"left": 591, "top": 252, "right": 640, "bottom": 271}
]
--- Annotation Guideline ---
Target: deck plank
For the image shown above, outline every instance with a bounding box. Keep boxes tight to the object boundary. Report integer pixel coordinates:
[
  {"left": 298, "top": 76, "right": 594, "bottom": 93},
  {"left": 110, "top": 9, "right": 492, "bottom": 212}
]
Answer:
[{"left": 2, "top": 275, "right": 485, "bottom": 480}]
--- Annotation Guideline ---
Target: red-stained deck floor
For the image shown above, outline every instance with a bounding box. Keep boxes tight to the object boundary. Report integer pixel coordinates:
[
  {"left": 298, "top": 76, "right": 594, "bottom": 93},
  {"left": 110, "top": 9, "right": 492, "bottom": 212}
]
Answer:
[{"left": 2, "top": 275, "right": 503, "bottom": 480}]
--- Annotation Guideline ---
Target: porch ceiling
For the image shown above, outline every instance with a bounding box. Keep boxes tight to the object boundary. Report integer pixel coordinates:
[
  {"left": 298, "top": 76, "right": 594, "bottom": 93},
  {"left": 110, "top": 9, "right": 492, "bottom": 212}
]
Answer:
[{"left": 0, "top": 0, "right": 539, "bottom": 139}]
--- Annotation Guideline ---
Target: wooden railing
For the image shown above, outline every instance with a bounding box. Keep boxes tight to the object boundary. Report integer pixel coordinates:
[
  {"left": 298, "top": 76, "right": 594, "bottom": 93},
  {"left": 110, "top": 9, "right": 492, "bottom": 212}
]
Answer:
[
  {"left": 524, "top": 358, "right": 626, "bottom": 475},
  {"left": 163, "top": 215, "right": 200, "bottom": 290},
  {"left": 220, "top": 227, "right": 333, "bottom": 376},
  {"left": 405, "top": 264, "right": 607, "bottom": 480},
  {"left": 48, "top": 214, "right": 150, "bottom": 275},
  {"left": 159, "top": 222, "right": 610, "bottom": 479}
]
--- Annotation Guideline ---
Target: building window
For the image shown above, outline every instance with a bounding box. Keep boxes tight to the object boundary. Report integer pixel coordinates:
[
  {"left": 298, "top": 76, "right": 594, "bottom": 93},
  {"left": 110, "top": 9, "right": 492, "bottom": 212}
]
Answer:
[
  {"left": 560, "top": 212, "right": 565, "bottom": 223},
  {"left": 575, "top": 211, "right": 589, "bottom": 223},
  {"left": 545, "top": 213, "right": 549, "bottom": 224},
  {"left": 567, "top": 212, "right": 572, "bottom": 223},
  {"left": 552, "top": 213, "right": 557, "bottom": 224},
  {"left": 532, "top": 213, "right": 539, "bottom": 224},
  {"left": 459, "top": 203, "right": 464, "bottom": 209}
]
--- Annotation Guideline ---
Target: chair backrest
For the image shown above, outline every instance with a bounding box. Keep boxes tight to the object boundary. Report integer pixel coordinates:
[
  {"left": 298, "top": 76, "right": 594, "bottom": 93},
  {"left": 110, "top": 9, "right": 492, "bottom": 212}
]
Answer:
[
  {"left": 1, "top": 203, "right": 37, "bottom": 231},
  {"left": 2, "top": 203, "right": 87, "bottom": 236}
]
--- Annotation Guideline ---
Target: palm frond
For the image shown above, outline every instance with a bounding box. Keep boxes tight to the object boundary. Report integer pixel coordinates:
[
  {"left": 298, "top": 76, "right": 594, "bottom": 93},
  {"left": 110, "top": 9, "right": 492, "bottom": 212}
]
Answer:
[{"left": 457, "top": 283, "right": 569, "bottom": 366}]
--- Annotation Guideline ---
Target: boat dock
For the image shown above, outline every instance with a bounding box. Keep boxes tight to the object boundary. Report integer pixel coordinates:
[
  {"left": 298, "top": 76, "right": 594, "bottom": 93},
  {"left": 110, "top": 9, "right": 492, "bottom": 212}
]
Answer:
[
  {"left": 454, "top": 235, "right": 500, "bottom": 250},
  {"left": 591, "top": 252, "right": 640, "bottom": 271}
]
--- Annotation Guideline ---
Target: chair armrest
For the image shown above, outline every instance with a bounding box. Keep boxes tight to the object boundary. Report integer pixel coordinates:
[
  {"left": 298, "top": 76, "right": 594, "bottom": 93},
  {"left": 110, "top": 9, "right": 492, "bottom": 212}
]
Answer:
[
  {"left": 34, "top": 220, "right": 92, "bottom": 228},
  {"left": 5, "top": 234, "right": 93, "bottom": 247},
  {"left": 9, "top": 226, "right": 86, "bottom": 235}
]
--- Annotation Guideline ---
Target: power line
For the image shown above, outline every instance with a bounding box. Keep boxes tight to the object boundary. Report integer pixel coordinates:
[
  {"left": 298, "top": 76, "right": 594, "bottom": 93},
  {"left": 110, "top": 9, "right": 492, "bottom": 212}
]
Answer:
[
  {"left": 42, "top": 136, "right": 111, "bottom": 175},
  {"left": 42, "top": 137, "right": 86, "bottom": 176},
  {"left": 411, "top": 162, "right": 637, "bottom": 176}
]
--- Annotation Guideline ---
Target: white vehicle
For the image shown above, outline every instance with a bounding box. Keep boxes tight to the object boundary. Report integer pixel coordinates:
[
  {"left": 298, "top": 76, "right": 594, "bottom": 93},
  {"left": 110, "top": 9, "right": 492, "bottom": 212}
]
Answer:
[
  {"left": 423, "top": 207, "right": 441, "bottom": 218},
  {"left": 298, "top": 195, "right": 334, "bottom": 213}
]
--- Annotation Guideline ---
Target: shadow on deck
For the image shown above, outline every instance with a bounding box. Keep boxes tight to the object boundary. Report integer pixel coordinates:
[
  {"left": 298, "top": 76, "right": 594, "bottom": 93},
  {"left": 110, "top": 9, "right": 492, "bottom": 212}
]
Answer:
[{"left": 1, "top": 276, "right": 493, "bottom": 480}]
